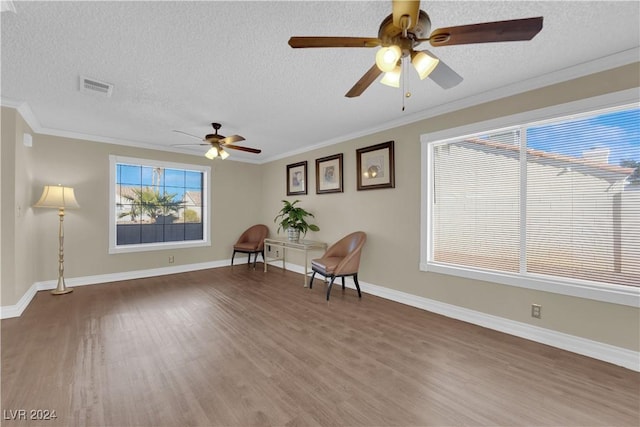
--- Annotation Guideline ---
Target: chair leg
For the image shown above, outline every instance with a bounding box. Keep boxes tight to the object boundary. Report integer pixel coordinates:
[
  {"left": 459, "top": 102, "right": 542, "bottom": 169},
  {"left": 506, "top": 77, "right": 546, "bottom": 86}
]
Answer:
[
  {"left": 231, "top": 250, "right": 236, "bottom": 266},
  {"left": 341, "top": 276, "right": 346, "bottom": 290},
  {"left": 309, "top": 271, "right": 316, "bottom": 289},
  {"left": 247, "top": 252, "right": 251, "bottom": 267},
  {"left": 253, "top": 252, "right": 258, "bottom": 269},
  {"left": 353, "top": 273, "right": 362, "bottom": 298},
  {"left": 327, "top": 276, "right": 336, "bottom": 301}
]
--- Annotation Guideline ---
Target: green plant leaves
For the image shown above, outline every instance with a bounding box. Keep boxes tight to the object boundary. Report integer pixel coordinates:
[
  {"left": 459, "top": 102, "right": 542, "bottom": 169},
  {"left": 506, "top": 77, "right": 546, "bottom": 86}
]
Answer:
[{"left": 274, "top": 199, "right": 319, "bottom": 235}]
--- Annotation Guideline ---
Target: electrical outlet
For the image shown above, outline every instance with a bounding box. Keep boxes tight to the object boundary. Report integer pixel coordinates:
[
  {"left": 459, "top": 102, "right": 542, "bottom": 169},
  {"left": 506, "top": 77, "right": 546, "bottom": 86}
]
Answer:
[
  {"left": 168, "top": 255, "right": 174, "bottom": 264},
  {"left": 531, "top": 304, "right": 542, "bottom": 319},
  {"left": 276, "top": 250, "right": 279, "bottom": 258}
]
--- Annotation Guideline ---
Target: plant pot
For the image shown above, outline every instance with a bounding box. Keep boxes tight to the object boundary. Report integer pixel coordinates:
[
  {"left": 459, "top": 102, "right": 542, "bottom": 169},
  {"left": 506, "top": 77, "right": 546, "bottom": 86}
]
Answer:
[{"left": 287, "top": 229, "right": 300, "bottom": 242}]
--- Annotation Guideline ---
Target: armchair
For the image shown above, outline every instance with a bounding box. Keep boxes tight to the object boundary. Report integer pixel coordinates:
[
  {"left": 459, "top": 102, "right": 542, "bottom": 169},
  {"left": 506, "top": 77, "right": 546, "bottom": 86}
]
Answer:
[
  {"left": 231, "top": 224, "right": 269, "bottom": 269},
  {"left": 309, "top": 231, "right": 367, "bottom": 300}
]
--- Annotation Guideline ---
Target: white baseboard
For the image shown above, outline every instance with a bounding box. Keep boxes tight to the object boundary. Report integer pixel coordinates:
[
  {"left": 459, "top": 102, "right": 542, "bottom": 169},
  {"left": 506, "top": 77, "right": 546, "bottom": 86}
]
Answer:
[
  {"left": 0, "top": 282, "right": 38, "bottom": 319},
  {"left": 35, "top": 259, "right": 229, "bottom": 291},
  {"left": 2, "top": 260, "right": 638, "bottom": 372},
  {"left": 0, "top": 260, "right": 230, "bottom": 319},
  {"left": 282, "top": 263, "right": 640, "bottom": 372}
]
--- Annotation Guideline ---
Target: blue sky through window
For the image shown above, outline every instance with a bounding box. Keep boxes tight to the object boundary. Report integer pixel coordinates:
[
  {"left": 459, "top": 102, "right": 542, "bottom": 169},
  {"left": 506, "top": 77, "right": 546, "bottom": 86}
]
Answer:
[
  {"left": 527, "top": 107, "right": 639, "bottom": 167},
  {"left": 117, "top": 164, "right": 203, "bottom": 202}
]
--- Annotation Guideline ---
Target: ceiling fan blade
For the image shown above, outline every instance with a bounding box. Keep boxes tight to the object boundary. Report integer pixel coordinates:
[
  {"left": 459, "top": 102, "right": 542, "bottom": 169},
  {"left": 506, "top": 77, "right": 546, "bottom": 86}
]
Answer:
[
  {"left": 392, "top": 0, "right": 420, "bottom": 30},
  {"left": 171, "top": 143, "right": 209, "bottom": 147},
  {"left": 288, "top": 36, "right": 380, "bottom": 48},
  {"left": 224, "top": 145, "right": 262, "bottom": 154},
  {"left": 428, "top": 16, "right": 543, "bottom": 47},
  {"left": 345, "top": 64, "right": 383, "bottom": 98},
  {"left": 219, "top": 135, "right": 245, "bottom": 145},
  {"left": 172, "top": 130, "right": 204, "bottom": 141},
  {"left": 418, "top": 50, "right": 464, "bottom": 89}
]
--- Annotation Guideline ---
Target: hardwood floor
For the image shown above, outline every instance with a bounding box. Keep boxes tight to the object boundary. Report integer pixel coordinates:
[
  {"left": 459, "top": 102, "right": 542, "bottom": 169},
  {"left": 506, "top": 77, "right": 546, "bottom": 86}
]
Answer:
[{"left": 2, "top": 266, "right": 639, "bottom": 426}]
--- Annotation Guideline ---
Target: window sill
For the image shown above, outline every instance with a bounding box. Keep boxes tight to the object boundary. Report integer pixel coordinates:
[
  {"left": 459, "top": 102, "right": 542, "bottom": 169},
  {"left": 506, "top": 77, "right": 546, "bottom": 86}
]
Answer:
[
  {"left": 109, "top": 239, "right": 210, "bottom": 254},
  {"left": 420, "top": 261, "right": 639, "bottom": 307}
]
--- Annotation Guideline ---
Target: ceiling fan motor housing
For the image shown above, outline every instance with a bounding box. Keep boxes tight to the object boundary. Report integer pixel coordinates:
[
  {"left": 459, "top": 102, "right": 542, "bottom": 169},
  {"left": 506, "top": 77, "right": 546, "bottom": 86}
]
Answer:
[
  {"left": 287, "top": 3, "right": 543, "bottom": 98},
  {"left": 378, "top": 10, "right": 432, "bottom": 53},
  {"left": 206, "top": 122, "right": 224, "bottom": 141}
]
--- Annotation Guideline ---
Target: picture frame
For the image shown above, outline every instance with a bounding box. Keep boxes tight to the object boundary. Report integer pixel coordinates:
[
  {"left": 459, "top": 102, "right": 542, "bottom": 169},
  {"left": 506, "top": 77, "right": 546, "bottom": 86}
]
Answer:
[
  {"left": 286, "top": 161, "right": 307, "bottom": 195},
  {"left": 356, "top": 141, "right": 395, "bottom": 191},
  {"left": 315, "top": 153, "right": 343, "bottom": 194}
]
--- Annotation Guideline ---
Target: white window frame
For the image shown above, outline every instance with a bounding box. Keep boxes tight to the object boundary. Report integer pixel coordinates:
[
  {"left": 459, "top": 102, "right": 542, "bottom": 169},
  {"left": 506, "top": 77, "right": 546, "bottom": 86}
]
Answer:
[
  {"left": 109, "top": 155, "right": 211, "bottom": 254},
  {"left": 420, "top": 89, "right": 640, "bottom": 307}
]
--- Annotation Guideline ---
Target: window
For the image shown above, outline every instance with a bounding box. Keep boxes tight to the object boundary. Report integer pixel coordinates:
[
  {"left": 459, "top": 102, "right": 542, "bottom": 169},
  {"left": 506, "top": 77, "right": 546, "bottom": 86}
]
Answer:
[
  {"left": 109, "top": 155, "right": 210, "bottom": 253},
  {"left": 421, "top": 97, "right": 639, "bottom": 306},
  {"left": 430, "top": 129, "right": 522, "bottom": 274}
]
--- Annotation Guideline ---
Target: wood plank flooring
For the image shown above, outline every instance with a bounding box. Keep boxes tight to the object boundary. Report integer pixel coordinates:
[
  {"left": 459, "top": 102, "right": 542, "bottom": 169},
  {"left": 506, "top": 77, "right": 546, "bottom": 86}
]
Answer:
[{"left": 2, "top": 266, "right": 639, "bottom": 426}]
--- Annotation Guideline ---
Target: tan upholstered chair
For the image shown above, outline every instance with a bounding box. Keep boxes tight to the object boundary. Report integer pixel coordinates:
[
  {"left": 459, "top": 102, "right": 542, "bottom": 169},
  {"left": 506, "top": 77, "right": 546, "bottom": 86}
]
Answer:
[
  {"left": 231, "top": 224, "right": 269, "bottom": 269},
  {"left": 309, "top": 231, "right": 367, "bottom": 300}
]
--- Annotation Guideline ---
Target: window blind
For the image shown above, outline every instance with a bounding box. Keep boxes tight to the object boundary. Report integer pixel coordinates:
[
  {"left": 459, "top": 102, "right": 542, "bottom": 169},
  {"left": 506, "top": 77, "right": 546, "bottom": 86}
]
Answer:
[
  {"left": 432, "top": 130, "right": 521, "bottom": 273},
  {"left": 430, "top": 106, "right": 639, "bottom": 288},
  {"left": 526, "top": 108, "right": 639, "bottom": 286}
]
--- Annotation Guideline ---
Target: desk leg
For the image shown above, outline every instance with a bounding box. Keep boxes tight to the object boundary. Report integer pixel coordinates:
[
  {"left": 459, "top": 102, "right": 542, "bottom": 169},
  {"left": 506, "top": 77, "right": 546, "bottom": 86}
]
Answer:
[
  {"left": 304, "top": 250, "right": 308, "bottom": 287},
  {"left": 282, "top": 247, "right": 286, "bottom": 271}
]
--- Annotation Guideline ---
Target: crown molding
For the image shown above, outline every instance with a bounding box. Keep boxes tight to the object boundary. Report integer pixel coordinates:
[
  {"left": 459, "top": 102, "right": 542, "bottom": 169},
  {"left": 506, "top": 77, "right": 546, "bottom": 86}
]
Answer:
[
  {"left": 0, "top": 98, "right": 262, "bottom": 164},
  {"left": 3, "top": 47, "right": 638, "bottom": 165},
  {"left": 261, "top": 47, "right": 640, "bottom": 163}
]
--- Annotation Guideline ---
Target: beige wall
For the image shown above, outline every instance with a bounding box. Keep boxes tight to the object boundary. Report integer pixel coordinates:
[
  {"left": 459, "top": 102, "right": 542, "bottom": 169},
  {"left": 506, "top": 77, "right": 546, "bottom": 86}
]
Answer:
[
  {"left": 259, "top": 63, "right": 640, "bottom": 352},
  {"left": 1, "top": 108, "right": 37, "bottom": 306},
  {"left": 1, "top": 63, "right": 638, "bottom": 353},
  {"left": 1, "top": 110, "right": 263, "bottom": 300},
  {"left": 1, "top": 108, "right": 17, "bottom": 305}
]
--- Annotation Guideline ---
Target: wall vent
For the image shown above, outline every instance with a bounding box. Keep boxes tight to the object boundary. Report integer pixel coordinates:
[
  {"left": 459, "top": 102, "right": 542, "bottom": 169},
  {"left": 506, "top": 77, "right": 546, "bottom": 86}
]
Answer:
[{"left": 80, "top": 76, "right": 113, "bottom": 97}]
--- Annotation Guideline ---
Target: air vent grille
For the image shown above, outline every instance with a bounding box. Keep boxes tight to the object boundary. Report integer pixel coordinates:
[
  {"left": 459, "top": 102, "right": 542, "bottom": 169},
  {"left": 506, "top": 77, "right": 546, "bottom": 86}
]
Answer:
[{"left": 80, "top": 76, "right": 113, "bottom": 97}]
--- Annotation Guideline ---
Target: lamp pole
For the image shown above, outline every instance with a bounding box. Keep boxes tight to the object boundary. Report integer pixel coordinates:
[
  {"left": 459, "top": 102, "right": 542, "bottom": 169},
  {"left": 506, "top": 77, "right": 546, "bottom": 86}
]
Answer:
[
  {"left": 52, "top": 206, "right": 72, "bottom": 295},
  {"left": 34, "top": 185, "right": 80, "bottom": 295}
]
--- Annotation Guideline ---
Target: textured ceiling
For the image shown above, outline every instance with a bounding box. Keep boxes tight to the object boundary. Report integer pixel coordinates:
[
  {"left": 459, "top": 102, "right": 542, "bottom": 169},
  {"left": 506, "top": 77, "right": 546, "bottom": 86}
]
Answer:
[{"left": 2, "top": 1, "right": 639, "bottom": 163}]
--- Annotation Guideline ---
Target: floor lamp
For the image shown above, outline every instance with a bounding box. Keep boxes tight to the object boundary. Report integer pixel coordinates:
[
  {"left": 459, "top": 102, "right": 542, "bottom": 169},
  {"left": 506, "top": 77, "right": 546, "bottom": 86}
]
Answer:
[{"left": 34, "top": 185, "right": 80, "bottom": 295}]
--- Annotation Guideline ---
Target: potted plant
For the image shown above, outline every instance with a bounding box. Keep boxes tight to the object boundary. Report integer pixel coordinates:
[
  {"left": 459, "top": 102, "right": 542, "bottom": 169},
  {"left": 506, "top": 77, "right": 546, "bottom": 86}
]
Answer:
[{"left": 274, "top": 199, "right": 320, "bottom": 241}]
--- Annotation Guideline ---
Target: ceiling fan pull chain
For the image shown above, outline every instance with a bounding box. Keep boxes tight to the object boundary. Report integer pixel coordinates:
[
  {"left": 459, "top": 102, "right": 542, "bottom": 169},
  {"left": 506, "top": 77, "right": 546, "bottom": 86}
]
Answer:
[
  {"left": 288, "top": 3, "right": 543, "bottom": 99},
  {"left": 402, "top": 57, "right": 407, "bottom": 111}
]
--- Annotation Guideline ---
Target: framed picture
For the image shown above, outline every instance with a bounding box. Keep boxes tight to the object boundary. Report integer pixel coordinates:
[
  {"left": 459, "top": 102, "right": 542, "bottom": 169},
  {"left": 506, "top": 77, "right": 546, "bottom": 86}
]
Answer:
[
  {"left": 356, "top": 141, "right": 395, "bottom": 191},
  {"left": 286, "top": 161, "right": 307, "bottom": 195},
  {"left": 315, "top": 153, "right": 343, "bottom": 194}
]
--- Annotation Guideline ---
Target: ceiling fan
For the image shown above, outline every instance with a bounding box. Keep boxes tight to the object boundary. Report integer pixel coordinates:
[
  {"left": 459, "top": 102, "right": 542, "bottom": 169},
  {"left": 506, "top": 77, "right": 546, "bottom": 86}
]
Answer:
[
  {"left": 173, "top": 122, "right": 261, "bottom": 159},
  {"left": 288, "top": 0, "right": 543, "bottom": 97}
]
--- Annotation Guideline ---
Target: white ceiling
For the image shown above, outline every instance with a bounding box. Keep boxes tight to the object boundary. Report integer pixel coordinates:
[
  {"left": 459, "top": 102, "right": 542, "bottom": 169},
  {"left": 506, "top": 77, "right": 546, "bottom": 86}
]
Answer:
[{"left": 2, "top": 1, "right": 639, "bottom": 163}]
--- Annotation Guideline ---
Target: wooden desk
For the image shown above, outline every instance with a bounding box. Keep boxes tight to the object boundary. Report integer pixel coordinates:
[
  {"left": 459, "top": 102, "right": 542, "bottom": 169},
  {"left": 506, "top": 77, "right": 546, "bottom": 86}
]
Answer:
[{"left": 263, "top": 237, "right": 327, "bottom": 287}]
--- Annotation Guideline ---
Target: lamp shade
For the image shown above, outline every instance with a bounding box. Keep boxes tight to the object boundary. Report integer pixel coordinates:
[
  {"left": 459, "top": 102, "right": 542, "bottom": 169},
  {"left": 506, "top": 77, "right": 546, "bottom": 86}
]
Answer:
[
  {"left": 219, "top": 149, "right": 230, "bottom": 160},
  {"left": 411, "top": 51, "right": 440, "bottom": 80},
  {"left": 34, "top": 185, "right": 80, "bottom": 209},
  {"left": 380, "top": 65, "right": 401, "bottom": 88},
  {"left": 375, "top": 45, "right": 402, "bottom": 73},
  {"left": 205, "top": 147, "right": 218, "bottom": 159}
]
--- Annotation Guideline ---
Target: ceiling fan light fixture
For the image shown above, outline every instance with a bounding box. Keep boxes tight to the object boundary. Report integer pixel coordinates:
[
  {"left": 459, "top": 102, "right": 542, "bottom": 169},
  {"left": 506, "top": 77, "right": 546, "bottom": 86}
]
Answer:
[
  {"left": 205, "top": 147, "right": 218, "bottom": 159},
  {"left": 411, "top": 51, "right": 440, "bottom": 80},
  {"left": 380, "top": 65, "right": 401, "bottom": 88},
  {"left": 175, "top": 122, "right": 256, "bottom": 157},
  {"left": 375, "top": 45, "right": 402, "bottom": 72}
]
